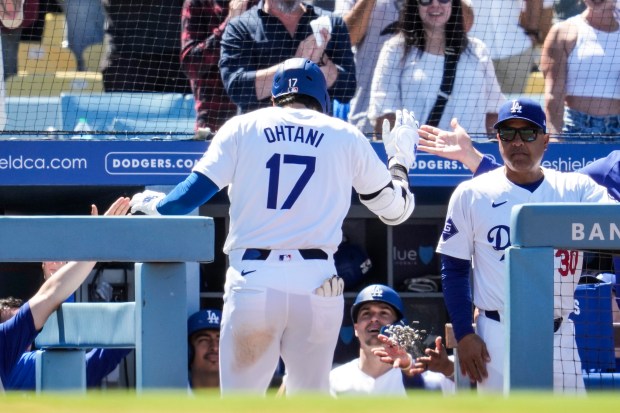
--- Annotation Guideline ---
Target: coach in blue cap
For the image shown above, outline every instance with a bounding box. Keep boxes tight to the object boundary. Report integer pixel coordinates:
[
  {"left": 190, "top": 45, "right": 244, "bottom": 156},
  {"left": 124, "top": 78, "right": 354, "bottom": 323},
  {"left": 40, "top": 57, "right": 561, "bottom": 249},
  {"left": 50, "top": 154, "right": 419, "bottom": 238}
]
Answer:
[
  {"left": 432, "top": 97, "right": 614, "bottom": 393},
  {"left": 188, "top": 309, "right": 221, "bottom": 389}
]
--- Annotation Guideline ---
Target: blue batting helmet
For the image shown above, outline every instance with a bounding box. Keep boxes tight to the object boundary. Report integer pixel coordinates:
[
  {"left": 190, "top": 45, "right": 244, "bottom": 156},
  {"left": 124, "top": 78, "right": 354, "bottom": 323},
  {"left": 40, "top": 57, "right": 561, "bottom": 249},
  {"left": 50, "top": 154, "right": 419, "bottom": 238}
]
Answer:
[
  {"left": 350, "top": 284, "right": 404, "bottom": 323},
  {"left": 271, "top": 58, "right": 330, "bottom": 114}
]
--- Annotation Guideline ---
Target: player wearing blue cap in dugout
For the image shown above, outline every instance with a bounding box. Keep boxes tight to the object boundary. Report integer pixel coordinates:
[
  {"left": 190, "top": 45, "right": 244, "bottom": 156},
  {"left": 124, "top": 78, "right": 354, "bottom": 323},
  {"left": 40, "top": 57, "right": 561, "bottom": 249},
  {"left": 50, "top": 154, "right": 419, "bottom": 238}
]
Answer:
[{"left": 188, "top": 309, "right": 222, "bottom": 389}]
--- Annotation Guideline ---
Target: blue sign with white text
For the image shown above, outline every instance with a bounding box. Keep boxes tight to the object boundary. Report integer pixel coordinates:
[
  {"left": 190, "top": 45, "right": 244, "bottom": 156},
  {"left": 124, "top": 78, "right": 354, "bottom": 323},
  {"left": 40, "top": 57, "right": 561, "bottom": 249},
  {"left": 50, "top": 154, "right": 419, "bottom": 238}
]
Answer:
[{"left": 0, "top": 140, "right": 613, "bottom": 187}]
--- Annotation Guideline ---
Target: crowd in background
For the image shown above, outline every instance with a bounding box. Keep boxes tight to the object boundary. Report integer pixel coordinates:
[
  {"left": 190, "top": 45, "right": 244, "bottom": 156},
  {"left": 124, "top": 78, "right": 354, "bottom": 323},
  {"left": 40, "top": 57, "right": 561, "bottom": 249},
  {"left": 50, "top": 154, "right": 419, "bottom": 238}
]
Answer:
[{"left": 0, "top": 0, "right": 618, "bottom": 138}]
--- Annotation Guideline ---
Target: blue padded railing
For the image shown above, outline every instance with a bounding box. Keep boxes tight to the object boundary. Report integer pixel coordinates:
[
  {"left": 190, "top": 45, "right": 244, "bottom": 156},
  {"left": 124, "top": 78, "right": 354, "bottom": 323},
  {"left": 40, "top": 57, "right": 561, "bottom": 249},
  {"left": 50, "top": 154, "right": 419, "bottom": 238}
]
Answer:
[{"left": 0, "top": 215, "right": 214, "bottom": 392}]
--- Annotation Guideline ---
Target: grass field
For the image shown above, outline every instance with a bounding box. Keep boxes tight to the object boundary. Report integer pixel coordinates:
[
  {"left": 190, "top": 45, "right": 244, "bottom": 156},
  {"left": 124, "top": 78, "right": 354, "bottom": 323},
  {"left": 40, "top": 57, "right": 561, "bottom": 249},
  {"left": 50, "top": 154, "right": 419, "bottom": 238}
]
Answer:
[{"left": 3, "top": 390, "right": 619, "bottom": 413}]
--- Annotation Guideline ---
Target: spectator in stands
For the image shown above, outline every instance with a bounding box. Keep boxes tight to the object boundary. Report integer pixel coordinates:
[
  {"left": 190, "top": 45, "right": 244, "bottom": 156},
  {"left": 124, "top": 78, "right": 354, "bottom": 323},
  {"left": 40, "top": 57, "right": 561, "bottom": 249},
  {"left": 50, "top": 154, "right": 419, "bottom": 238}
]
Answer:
[
  {"left": 0, "top": 197, "right": 130, "bottom": 392},
  {"left": 0, "top": 0, "right": 38, "bottom": 80},
  {"left": 540, "top": 0, "right": 620, "bottom": 136},
  {"left": 368, "top": 0, "right": 504, "bottom": 136},
  {"left": 63, "top": 0, "right": 105, "bottom": 71},
  {"left": 333, "top": 0, "right": 401, "bottom": 135},
  {"left": 180, "top": 0, "right": 257, "bottom": 134},
  {"left": 0, "top": 296, "right": 132, "bottom": 390},
  {"left": 188, "top": 308, "right": 221, "bottom": 389},
  {"left": 468, "top": 0, "right": 554, "bottom": 94},
  {"left": 0, "top": 0, "right": 35, "bottom": 132},
  {"left": 335, "top": 0, "right": 474, "bottom": 136},
  {"left": 219, "top": 0, "right": 356, "bottom": 114},
  {"left": 100, "top": 0, "right": 191, "bottom": 93}
]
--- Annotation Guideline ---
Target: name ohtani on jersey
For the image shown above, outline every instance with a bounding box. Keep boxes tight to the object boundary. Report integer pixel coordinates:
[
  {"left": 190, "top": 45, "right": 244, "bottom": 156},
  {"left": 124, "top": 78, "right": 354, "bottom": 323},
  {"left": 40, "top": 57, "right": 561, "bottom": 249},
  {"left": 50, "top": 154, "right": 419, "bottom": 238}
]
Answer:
[{"left": 263, "top": 125, "right": 325, "bottom": 148}]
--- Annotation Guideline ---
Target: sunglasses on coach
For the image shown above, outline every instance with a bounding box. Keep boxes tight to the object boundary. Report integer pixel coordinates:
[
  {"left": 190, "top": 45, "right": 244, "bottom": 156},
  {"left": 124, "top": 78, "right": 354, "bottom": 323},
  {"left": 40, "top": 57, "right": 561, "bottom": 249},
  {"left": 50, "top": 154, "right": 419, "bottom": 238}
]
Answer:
[
  {"left": 418, "top": 0, "right": 451, "bottom": 6},
  {"left": 497, "top": 127, "right": 542, "bottom": 143}
]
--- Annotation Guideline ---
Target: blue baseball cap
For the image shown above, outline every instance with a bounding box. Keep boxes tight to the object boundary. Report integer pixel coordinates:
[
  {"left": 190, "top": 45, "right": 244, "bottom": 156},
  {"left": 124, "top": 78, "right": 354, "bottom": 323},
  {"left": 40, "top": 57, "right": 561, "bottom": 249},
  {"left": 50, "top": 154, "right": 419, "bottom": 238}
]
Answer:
[
  {"left": 188, "top": 309, "right": 221, "bottom": 336},
  {"left": 494, "top": 97, "right": 546, "bottom": 133}
]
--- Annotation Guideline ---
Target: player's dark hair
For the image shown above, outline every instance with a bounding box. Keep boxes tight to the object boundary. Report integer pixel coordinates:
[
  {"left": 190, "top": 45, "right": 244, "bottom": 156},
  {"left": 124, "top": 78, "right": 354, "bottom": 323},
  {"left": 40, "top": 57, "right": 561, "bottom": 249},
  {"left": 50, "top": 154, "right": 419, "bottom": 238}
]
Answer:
[
  {"left": 0, "top": 296, "right": 23, "bottom": 309},
  {"left": 0, "top": 296, "right": 23, "bottom": 322},
  {"left": 273, "top": 94, "right": 323, "bottom": 113}
]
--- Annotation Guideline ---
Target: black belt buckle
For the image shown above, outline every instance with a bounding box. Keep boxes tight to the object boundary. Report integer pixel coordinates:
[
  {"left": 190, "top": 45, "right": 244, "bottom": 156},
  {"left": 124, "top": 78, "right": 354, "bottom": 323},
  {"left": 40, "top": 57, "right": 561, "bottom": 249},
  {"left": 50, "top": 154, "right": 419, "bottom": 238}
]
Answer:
[{"left": 553, "top": 317, "right": 563, "bottom": 333}]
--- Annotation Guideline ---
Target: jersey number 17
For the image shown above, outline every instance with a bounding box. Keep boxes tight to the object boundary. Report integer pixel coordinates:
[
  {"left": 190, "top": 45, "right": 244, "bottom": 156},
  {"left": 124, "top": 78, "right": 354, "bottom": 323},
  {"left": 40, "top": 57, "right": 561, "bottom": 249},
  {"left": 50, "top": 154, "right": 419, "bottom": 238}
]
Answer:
[{"left": 266, "top": 153, "right": 316, "bottom": 209}]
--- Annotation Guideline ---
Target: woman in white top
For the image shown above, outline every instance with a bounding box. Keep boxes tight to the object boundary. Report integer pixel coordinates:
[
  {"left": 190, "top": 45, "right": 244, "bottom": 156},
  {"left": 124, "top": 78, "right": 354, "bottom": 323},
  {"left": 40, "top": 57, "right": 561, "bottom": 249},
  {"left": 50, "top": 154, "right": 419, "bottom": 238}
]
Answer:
[
  {"left": 541, "top": 0, "right": 620, "bottom": 136},
  {"left": 368, "top": 0, "right": 504, "bottom": 137}
]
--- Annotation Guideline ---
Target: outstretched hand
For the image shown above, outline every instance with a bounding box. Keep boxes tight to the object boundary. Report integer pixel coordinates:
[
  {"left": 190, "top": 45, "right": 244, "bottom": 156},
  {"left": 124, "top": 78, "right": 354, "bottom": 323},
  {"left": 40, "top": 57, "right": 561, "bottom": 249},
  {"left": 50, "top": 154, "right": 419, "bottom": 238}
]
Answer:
[
  {"left": 417, "top": 117, "right": 483, "bottom": 173},
  {"left": 414, "top": 336, "right": 454, "bottom": 378},
  {"left": 91, "top": 197, "right": 131, "bottom": 217},
  {"left": 371, "top": 333, "right": 413, "bottom": 371},
  {"left": 372, "top": 333, "right": 456, "bottom": 378}
]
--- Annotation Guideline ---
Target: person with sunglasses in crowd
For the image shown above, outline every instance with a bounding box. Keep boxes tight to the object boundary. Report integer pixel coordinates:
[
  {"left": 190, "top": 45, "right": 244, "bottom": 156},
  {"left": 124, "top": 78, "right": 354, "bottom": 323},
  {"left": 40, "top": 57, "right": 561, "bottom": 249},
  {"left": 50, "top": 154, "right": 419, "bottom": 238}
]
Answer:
[
  {"left": 429, "top": 97, "right": 616, "bottom": 393},
  {"left": 368, "top": 0, "right": 504, "bottom": 137}
]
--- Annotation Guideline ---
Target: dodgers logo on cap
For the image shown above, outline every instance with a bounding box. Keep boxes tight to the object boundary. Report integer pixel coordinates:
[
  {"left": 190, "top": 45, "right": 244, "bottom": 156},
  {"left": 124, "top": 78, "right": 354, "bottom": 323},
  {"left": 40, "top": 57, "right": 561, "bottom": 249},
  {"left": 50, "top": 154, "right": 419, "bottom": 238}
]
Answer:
[
  {"left": 369, "top": 285, "right": 384, "bottom": 298},
  {"left": 494, "top": 97, "right": 546, "bottom": 133},
  {"left": 188, "top": 309, "right": 222, "bottom": 336}
]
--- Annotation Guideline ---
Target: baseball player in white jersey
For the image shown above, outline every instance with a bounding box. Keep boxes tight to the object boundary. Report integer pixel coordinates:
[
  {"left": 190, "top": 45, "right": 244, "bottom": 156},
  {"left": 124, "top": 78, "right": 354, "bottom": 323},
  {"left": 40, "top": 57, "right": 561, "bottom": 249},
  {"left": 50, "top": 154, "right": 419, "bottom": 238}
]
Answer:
[
  {"left": 129, "top": 58, "right": 419, "bottom": 395},
  {"left": 437, "top": 97, "right": 616, "bottom": 393}
]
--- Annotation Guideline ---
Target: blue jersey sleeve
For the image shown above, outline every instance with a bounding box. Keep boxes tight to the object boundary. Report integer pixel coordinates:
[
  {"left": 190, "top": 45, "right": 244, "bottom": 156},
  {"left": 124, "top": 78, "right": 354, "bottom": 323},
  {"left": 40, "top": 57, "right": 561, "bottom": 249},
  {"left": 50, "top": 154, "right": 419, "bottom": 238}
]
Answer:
[
  {"left": 473, "top": 155, "right": 502, "bottom": 177},
  {"left": 577, "top": 150, "right": 620, "bottom": 202},
  {"left": 86, "top": 348, "right": 132, "bottom": 387},
  {"left": 0, "top": 303, "right": 38, "bottom": 385},
  {"left": 4, "top": 348, "right": 132, "bottom": 390},
  {"left": 157, "top": 172, "right": 220, "bottom": 215},
  {"left": 441, "top": 254, "right": 475, "bottom": 341},
  {"left": 5, "top": 351, "right": 37, "bottom": 390}
]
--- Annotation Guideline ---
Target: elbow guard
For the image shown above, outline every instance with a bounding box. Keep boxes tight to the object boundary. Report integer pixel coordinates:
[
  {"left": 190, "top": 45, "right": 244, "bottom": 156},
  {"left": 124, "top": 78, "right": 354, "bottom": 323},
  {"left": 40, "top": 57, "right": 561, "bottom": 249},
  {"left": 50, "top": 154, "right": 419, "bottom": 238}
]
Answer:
[{"left": 359, "top": 180, "right": 415, "bottom": 225}]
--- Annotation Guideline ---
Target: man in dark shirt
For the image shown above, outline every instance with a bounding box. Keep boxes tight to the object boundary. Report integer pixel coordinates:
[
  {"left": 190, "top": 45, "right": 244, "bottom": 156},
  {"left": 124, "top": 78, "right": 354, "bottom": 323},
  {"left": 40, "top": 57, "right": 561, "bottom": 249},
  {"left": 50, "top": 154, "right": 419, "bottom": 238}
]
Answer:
[{"left": 219, "top": 0, "right": 356, "bottom": 114}]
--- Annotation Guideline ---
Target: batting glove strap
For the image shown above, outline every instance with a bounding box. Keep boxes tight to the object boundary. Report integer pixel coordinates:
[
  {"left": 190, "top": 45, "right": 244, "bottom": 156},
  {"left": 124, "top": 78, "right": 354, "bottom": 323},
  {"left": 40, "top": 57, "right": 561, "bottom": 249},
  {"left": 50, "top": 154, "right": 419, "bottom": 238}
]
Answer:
[{"left": 388, "top": 162, "right": 410, "bottom": 186}]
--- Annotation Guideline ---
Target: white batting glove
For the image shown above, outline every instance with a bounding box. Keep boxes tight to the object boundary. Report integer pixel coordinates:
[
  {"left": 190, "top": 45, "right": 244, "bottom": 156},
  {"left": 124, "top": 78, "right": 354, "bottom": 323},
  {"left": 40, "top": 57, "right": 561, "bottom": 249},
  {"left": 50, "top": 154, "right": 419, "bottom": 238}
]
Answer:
[
  {"left": 382, "top": 109, "right": 420, "bottom": 171},
  {"left": 129, "top": 190, "right": 164, "bottom": 215},
  {"left": 314, "top": 275, "right": 344, "bottom": 297}
]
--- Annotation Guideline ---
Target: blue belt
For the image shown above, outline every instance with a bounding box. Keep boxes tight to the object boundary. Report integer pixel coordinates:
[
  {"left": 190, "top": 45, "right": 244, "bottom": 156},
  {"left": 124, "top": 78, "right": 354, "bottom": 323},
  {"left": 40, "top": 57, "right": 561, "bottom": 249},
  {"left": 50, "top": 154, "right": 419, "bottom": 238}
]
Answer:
[
  {"left": 241, "top": 248, "right": 328, "bottom": 261},
  {"left": 484, "top": 310, "right": 563, "bottom": 333}
]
